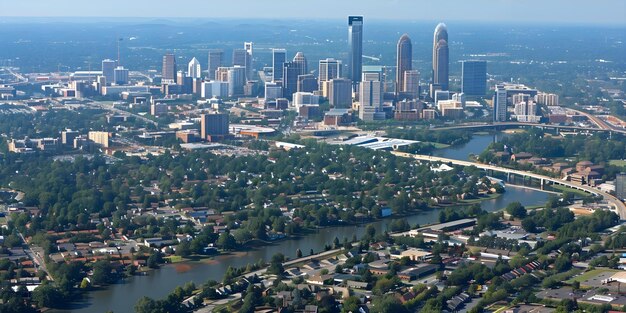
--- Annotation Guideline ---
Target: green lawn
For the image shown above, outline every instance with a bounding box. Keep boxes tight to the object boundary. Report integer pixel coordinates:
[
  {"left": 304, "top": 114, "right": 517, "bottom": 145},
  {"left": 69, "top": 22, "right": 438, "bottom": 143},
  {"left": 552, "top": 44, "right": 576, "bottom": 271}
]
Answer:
[
  {"left": 426, "top": 142, "right": 451, "bottom": 149},
  {"left": 164, "top": 255, "right": 186, "bottom": 263},
  {"left": 550, "top": 184, "right": 592, "bottom": 197},
  {"left": 565, "top": 268, "right": 619, "bottom": 285},
  {"left": 609, "top": 160, "right": 626, "bottom": 168}
]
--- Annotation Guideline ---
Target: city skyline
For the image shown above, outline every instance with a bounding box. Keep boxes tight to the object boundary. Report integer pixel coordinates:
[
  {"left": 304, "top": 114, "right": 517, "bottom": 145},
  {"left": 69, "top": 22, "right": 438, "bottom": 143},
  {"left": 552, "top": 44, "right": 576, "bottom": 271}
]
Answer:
[{"left": 1, "top": 0, "right": 626, "bottom": 25}]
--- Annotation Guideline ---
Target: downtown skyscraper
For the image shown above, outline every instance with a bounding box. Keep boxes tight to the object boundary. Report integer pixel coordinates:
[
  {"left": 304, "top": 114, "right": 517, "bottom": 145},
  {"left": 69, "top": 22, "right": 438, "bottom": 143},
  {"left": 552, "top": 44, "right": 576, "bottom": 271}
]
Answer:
[
  {"left": 272, "top": 49, "right": 286, "bottom": 82},
  {"left": 162, "top": 53, "right": 177, "bottom": 84},
  {"left": 461, "top": 60, "right": 487, "bottom": 96},
  {"left": 187, "top": 57, "right": 201, "bottom": 79},
  {"left": 207, "top": 49, "right": 223, "bottom": 80},
  {"left": 396, "top": 34, "right": 412, "bottom": 96},
  {"left": 432, "top": 23, "right": 449, "bottom": 91},
  {"left": 348, "top": 16, "right": 363, "bottom": 89}
]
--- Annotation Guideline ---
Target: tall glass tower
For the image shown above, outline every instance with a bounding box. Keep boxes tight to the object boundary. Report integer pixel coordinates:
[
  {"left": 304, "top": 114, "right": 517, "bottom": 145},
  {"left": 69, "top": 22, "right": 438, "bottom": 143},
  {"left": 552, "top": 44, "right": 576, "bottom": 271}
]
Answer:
[
  {"left": 432, "top": 23, "right": 449, "bottom": 90},
  {"left": 396, "top": 34, "right": 412, "bottom": 96},
  {"left": 348, "top": 16, "right": 363, "bottom": 89}
]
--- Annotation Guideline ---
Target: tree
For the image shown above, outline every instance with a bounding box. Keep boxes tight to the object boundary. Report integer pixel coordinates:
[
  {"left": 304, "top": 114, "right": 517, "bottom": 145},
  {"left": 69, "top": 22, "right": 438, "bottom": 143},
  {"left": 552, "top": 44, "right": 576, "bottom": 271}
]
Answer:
[
  {"left": 342, "top": 296, "right": 360, "bottom": 313},
  {"left": 296, "top": 248, "right": 303, "bottom": 258},
  {"left": 267, "top": 253, "right": 285, "bottom": 275},
  {"left": 31, "top": 283, "right": 64, "bottom": 308},
  {"left": 91, "top": 259, "right": 114, "bottom": 285},
  {"left": 506, "top": 202, "right": 527, "bottom": 219},
  {"left": 217, "top": 233, "right": 237, "bottom": 250}
]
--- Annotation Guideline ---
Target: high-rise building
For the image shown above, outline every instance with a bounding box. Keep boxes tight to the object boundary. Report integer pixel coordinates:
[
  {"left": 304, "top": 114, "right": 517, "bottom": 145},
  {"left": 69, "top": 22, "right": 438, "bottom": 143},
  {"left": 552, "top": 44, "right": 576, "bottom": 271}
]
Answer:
[
  {"left": 113, "top": 66, "right": 129, "bottom": 85},
  {"left": 292, "top": 52, "right": 308, "bottom": 75},
  {"left": 207, "top": 50, "right": 224, "bottom": 80},
  {"left": 232, "top": 49, "right": 247, "bottom": 68},
  {"left": 348, "top": 16, "right": 363, "bottom": 89},
  {"left": 265, "top": 82, "right": 283, "bottom": 100},
  {"left": 227, "top": 66, "right": 246, "bottom": 97},
  {"left": 272, "top": 49, "right": 286, "bottom": 82},
  {"left": 187, "top": 57, "right": 201, "bottom": 79},
  {"left": 432, "top": 23, "right": 449, "bottom": 90},
  {"left": 493, "top": 86, "right": 508, "bottom": 122},
  {"left": 282, "top": 62, "right": 300, "bottom": 100},
  {"left": 244, "top": 42, "right": 254, "bottom": 80},
  {"left": 403, "top": 70, "right": 420, "bottom": 99},
  {"left": 297, "top": 74, "right": 318, "bottom": 93},
  {"left": 359, "top": 73, "right": 382, "bottom": 121},
  {"left": 293, "top": 92, "right": 320, "bottom": 109},
  {"left": 461, "top": 60, "right": 487, "bottom": 96},
  {"left": 319, "top": 58, "right": 342, "bottom": 82},
  {"left": 536, "top": 93, "right": 559, "bottom": 106},
  {"left": 329, "top": 78, "right": 352, "bottom": 108},
  {"left": 200, "top": 113, "right": 229, "bottom": 141},
  {"left": 101, "top": 59, "right": 116, "bottom": 86},
  {"left": 162, "top": 53, "right": 177, "bottom": 84},
  {"left": 396, "top": 34, "right": 412, "bottom": 96},
  {"left": 215, "top": 67, "right": 230, "bottom": 82},
  {"left": 616, "top": 173, "right": 626, "bottom": 200}
]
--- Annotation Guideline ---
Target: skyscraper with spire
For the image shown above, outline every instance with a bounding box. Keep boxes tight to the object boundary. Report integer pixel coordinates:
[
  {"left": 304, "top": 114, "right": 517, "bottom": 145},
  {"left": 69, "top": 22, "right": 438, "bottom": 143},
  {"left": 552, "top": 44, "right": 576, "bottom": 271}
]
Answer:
[
  {"left": 187, "top": 57, "right": 201, "bottom": 79},
  {"left": 396, "top": 34, "right": 412, "bottom": 97},
  {"left": 432, "top": 23, "right": 449, "bottom": 91},
  {"left": 348, "top": 16, "right": 363, "bottom": 90}
]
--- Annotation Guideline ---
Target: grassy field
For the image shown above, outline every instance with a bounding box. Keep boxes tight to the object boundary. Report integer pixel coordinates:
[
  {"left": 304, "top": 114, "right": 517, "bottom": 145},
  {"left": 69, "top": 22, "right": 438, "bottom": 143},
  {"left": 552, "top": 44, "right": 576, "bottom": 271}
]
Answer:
[
  {"left": 164, "top": 255, "right": 186, "bottom": 263},
  {"left": 565, "top": 268, "right": 619, "bottom": 285},
  {"left": 550, "top": 184, "right": 591, "bottom": 197},
  {"left": 426, "top": 142, "right": 451, "bottom": 149},
  {"left": 609, "top": 160, "right": 626, "bottom": 168}
]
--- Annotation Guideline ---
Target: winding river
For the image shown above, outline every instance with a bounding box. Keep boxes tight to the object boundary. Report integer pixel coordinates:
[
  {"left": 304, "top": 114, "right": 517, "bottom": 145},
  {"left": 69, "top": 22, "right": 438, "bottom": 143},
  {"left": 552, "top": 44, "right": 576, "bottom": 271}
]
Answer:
[{"left": 57, "top": 132, "right": 550, "bottom": 313}]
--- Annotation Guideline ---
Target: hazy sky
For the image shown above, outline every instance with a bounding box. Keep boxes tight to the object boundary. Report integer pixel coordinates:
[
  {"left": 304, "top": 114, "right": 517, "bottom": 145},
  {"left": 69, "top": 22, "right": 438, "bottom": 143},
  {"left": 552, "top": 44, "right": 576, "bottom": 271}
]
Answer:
[{"left": 1, "top": 0, "right": 625, "bottom": 25}]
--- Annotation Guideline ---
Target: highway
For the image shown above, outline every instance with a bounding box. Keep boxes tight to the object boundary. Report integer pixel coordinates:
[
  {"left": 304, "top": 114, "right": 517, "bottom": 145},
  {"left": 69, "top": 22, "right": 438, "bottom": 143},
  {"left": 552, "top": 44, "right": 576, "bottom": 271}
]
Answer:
[
  {"left": 87, "top": 101, "right": 159, "bottom": 127},
  {"left": 430, "top": 121, "right": 626, "bottom": 135},
  {"left": 391, "top": 151, "right": 626, "bottom": 220}
]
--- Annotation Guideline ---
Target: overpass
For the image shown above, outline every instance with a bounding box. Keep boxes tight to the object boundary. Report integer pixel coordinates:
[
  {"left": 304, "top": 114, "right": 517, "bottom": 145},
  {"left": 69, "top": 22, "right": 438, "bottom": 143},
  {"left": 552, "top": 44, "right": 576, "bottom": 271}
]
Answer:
[
  {"left": 392, "top": 151, "right": 626, "bottom": 219},
  {"left": 430, "top": 122, "right": 626, "bottom": 135}
]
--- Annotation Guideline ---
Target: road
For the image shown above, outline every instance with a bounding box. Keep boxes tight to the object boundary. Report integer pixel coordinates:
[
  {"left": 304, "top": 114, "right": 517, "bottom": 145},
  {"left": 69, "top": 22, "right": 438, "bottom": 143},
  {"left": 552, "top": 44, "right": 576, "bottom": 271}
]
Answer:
[
  {"left": 87, "top": 101, "right": 159, "bottom": 127},
  {"left": 430, "top": 121, "right": 626, "bottom": 135},
  {"left": 391, "top": 151, "right": 626, "bottom": 220}
]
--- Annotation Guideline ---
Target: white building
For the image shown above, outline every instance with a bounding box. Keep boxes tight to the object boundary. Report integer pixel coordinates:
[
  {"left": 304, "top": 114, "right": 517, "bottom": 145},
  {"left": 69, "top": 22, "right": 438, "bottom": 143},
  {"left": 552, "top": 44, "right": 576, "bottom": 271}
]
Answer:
[{"left": 187, "top": 57, "right": 201, "bottom": 79}]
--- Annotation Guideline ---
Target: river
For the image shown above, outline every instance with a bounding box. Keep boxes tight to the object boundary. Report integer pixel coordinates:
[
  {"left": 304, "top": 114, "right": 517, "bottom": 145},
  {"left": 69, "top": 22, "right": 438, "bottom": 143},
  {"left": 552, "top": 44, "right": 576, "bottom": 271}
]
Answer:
[{"left": 57, "top": 132, "right": 550, "bottom": 313}]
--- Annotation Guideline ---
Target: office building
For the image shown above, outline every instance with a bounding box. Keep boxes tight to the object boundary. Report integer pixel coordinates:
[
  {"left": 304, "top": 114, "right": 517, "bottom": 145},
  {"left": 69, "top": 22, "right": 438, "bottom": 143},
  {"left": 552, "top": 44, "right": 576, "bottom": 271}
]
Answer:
[
  {"left": 200, "top": 113, "right": 229, "bottom": 141},
  {"left": 215, "top": 67, "right": 230, "bottom": 82},
  {"left": 162, "top": 53, "right": 177, "bottom": 84},
  {"left": 207, "top": 50, "right": 224, "bottom": 80},
  {"left": 461, "top": 60, "right": 487, "bottom": 96},
  {"left": 348, "top": 16, "right": 363, "bottom": 89},
  {"left": 493, "top": 86, "right": 508, "bottom": 122},
  {"left": 244, "top": 42, "right": 254, "bottom": 80},
  {"left": 113, "top": 66, "right": 129, "bottom": 85},
  {"left": 88, "top": 131, "right": 111, "bottom": 148},
  {"left": 227, "top": 66, "right": 246, "bottom": 97},
  {"left": 101, "top": 59, "right": 116, "bottom": 86},
  {"left": 403, "top": 70, "right": 420, "bottom": 99},
  {"left": 329, "top": 78, "right": 352, "bottom": 108},
  {"left": 177, "top": 71, "right": 193, "bottom": 94},
  {"left": 232, "top": 48, "right": 247, "bottom": 68},
  {"left": 616, "top": 173, "right": 626, "bottom": 200},
  {"left": 201, "top": 81, "right": 229, "bottom": 99},
  {"left": 187, "top": 57, "right": 201, "bottom": 79},
  {"left": 434, "top": 90, "right": 451, "bottom": 104},
  {"left": 432, "top": 23, "right": 449, "bottom": 90},
  {"left": 272, "top": 49, "right": 286, "bottom": 82},
  {"left": 292, "top": 52, "right": 308, "bottom": 75},
  {"left": 319, "top": 58, "right": 342, "bottom": 82},
  {"left": 297, "top": 74, "right": 318, "bottom": 93},
  {"left": 396, "top": 34, "right": 412, "bottom": 96},
  {"left": 265, "top": 82, "right": 283, "bottom": 100},
  {"left": 359, "top": 73, "right": 382, "bottom": 121},
  {"left": 61, "top": 129, "right": 79, "bottom": 146},
  {"left": 282, "top": 62, "right": 299, "bottom": 100},
  {"left": 293, "top": 92, "right": 320, "bottom": 109},
  {"left": 536, "top": 93, "right": 559, "bottom": 106}
]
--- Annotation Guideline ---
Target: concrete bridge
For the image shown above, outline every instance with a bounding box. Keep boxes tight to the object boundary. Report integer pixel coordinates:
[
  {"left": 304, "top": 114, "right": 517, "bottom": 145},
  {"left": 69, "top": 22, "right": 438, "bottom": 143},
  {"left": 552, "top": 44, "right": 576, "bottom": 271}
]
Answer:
[
  {"left": 430, "top": 122, "right": 626, "bottom": 135},
  {"left": 392, "top": 151, "right": 626, "bottom": 219}
]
